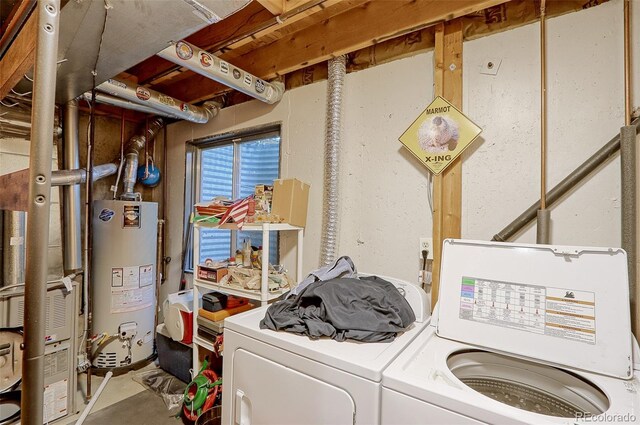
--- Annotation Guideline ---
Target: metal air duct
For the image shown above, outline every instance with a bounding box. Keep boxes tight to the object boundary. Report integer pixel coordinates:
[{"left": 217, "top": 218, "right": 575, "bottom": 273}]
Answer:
[
  {"left": 2, "top": 211, "right": 26, "bottom": 286},
  {"left": 62, "top": 100, "right": 82, "bottom": 271},
  {"left": 80, "top": 92, "right": 181, "bottom": 119},
  {"left": 157, "top": 40, "right": 284, "bottom": 105},
  {"left": 320, "top": 56, "right": 346, "bottom": 266},
  {"left": 52, "top": 164, "right": 118, "bottom": 186},
  {"left": 96, "top": 79, "right": 218, "bottom": 124}
]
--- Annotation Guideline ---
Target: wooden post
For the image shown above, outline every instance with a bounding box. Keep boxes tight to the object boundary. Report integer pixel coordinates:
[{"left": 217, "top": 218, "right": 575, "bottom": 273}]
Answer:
[{"left": 431, "top": 19, "right": 463, "bottom": 310}]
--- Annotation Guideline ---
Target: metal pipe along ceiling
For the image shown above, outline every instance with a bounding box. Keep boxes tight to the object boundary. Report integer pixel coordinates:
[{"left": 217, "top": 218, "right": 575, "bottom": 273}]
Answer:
[
  {"left": 95, "top": 79, "right": 218, "bottom": 123},
  {"left": 80, "top": 92, "right": 183, "bottom": 119},
  {"left": 156, "top": 40, "right": 284, "bottom": 104}
]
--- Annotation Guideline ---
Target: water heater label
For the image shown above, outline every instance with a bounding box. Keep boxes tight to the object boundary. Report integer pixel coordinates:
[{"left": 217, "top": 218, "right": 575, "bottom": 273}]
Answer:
[
  {"left": 140, "top": 265, "right": 153, "bottom": 287},
  {"left": 111, "top": 265, "right": 154, "bottom": 313},
  {"left": 459, "top": 277, "right": 596, "bottom": 345},
  {"left": 123, "top": 205, "right": 141, "bottom": 228}
]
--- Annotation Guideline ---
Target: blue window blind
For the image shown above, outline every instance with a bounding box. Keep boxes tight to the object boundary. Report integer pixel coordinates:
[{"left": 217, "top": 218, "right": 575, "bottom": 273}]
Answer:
[{"left": 196, "top": 130, "right": 280, "bottom": 266}]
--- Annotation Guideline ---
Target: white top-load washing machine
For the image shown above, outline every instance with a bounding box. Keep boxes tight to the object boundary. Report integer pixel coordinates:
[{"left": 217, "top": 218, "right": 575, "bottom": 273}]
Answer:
[
  {"left": 382, "top": 239, "right": 640, "bottom": 425},
  {"left": 221, "top": 274, "right": 430, "bottom": 425}
]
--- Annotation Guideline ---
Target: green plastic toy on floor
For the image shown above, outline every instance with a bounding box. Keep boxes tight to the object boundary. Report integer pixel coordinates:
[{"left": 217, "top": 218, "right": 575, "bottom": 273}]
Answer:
[{"left": 182, "top": 359, "right": 222, "bottom": 422}]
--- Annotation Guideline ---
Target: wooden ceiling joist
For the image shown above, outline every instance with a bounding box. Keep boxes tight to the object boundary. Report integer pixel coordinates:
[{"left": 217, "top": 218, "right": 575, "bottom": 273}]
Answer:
[
  {"left": 0, "top": 10, "right": 36, "bottom": 100},
  {"left": 155, "top": 0, "right": 508, "bottom": 104},
  {"left": 257, "top": 0, "right": 322, "bottom": 16},
  {"left": 132, "top": 0, "right": 354, "bottom": 88}
]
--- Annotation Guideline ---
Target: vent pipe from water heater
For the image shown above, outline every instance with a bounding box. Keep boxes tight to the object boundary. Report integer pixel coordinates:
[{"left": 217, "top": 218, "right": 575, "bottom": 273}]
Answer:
[
  {"left": 320, "top": 56, "right": 346, "bottom": 267},
  {"left": 120, "top": 118, "right": 164, "bottom": 200}
]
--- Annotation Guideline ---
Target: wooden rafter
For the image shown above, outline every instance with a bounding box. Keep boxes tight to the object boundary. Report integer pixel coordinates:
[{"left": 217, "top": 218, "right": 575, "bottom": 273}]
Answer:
[
  {"left": 133, "top": 0, "right": 355, "bottom": 88},
  {"left": 257, "top": 0, "right": 320, "bottom": 16},
  {"left": 0, "top": 10, "right": 36, "bottom": 100},
  {"left": 153, "top": 0, "right": 507, "bottom": 103},
  {"left": 0, "top": 0, "right": 34, "bottom": 52}
]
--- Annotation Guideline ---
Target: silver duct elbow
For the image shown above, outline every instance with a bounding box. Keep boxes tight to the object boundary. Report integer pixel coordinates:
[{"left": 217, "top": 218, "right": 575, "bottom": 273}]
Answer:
[{"left": 119, "top": 117, "right": 165, "bottom": 200}]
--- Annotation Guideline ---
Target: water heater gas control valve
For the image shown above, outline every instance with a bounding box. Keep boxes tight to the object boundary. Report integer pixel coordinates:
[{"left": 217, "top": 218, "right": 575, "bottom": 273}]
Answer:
[{"left": 118, "top": 322, "right": 138, "bottom": 340}]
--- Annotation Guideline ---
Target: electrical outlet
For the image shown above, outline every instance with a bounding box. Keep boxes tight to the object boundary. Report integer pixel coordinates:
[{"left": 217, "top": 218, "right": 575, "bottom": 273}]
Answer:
[{"left": 419, "top": 237, "right": 434, "bottom": 260}]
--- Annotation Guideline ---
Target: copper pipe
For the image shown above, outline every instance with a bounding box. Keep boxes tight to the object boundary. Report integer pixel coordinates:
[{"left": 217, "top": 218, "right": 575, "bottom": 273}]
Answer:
[
  {"left": 540, "top": 0, "right": 547, "bottom": 210},
  {"left": 120, "top": 110, "right": 125, "bottom": 151},
  {"left": 624, "top": 0, "right": 631, "bottom": 126},
  {"left": 144, "top": 117, "right": 149, "bottom": 178}
]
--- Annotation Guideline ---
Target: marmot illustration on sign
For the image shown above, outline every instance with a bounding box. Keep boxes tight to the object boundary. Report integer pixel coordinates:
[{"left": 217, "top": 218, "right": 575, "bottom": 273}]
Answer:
[{"left": 418, "top": 115, "right": 459, "bottom": 153}]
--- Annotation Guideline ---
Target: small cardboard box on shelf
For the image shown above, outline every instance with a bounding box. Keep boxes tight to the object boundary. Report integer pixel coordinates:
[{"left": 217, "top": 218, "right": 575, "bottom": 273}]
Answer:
[
  {"left": 271, "top": 178, "right": 310, "bottom": 227},
  {"left": 197, "top": 265, "right": 228, "bottom": 283}
]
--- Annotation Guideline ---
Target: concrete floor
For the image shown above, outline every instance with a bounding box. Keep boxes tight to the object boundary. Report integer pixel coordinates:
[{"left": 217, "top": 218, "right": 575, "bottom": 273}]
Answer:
[{"left": 60, "top": 364, "right": 167, "bottom": 424}]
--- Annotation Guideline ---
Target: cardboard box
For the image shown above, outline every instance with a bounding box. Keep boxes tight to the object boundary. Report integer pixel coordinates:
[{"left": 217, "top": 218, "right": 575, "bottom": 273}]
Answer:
[
  {"left": 197, "top": 265, "right": 228, "bottom": 283},
  {"left": 271, "top": 178, "right": 310, "bottom": 227}
]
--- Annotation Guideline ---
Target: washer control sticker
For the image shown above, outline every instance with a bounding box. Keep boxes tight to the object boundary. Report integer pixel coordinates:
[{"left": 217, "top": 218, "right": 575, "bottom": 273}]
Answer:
[{"left": 459, "top": 277, "right": 596, "bottom": 345}]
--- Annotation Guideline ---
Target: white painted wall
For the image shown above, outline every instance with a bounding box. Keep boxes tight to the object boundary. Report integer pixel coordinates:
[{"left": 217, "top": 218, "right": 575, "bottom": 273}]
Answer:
[
  {"left": 463, "top": 0, "right": 625, "bottom": 245},
  {"left": 165, "top": 0, "right": 636, "bottom": 298}
]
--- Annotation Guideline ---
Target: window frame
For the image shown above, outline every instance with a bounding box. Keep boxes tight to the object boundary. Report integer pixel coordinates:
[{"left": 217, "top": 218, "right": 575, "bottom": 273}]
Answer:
[{"left": 183, "top": 123, "right": 282, "bottom": 273}]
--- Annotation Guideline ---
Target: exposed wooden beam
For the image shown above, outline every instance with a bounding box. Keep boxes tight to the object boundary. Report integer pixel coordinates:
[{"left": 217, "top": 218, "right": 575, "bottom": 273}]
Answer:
[
  {"left": 143, "top": 0, "right": 353, "bottom": 87},
  {"left": 157, "top": 0, "right": 507, "bottom": 103},
  {"left": 257, "top": 0, "right": 284, "bottom": 15},
  {"left": 0, "top": 168, "right": 29, "bottom": 211},
  {"left": 431, "top": 19, "right": 463, "bottom": 310},
  {"left": 0, "top": 0, "right": 35, "bottom": 54},
  {"left": 218, "top": 0, "right": 363, "bottom": 63},
  {"left": 0, "top": 11, "right": 36, "bottom": 100},
  {"left": 258, "top": 0, "right": 320, "bottom": 15}
]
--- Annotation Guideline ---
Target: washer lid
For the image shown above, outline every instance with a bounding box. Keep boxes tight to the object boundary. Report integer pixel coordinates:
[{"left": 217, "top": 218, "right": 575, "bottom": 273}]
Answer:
[{"left": 436, "top": 239, "right": 633, "bottom": 379}]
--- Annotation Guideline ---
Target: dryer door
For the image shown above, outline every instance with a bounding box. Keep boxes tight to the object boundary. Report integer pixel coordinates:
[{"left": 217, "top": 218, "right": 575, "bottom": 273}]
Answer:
[{"left": 232, "top": 349, "right": 356, "bottom": 425}]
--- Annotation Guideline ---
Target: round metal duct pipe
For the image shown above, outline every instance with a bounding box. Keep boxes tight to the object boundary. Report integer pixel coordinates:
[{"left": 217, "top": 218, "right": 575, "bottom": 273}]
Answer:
[
  {"left": 80, "top": 92, "right": 181, "bottom": 119},
  {"left": 320, "top": 55, "right": 346, "bottom": 267},
  {"left": 51, "top": 163, "right": 118, "bottom": 186},
  {"left": 96, "top": 79, "right": 218, "bottom": 124},
  {"left": 2, "top": 211, "right": 26, "bottom": 286},
  {"left": 157, "top": 40, "right": 284, "bottom": 105}
]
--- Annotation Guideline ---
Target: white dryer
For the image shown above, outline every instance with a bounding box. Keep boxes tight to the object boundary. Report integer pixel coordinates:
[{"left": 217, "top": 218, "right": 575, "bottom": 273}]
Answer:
[
  {"left": 221, "top": 275, "right": 430, "bottom": 425},
  {"left": 382, "top": 239, "right": 640, "bottom": 424}
]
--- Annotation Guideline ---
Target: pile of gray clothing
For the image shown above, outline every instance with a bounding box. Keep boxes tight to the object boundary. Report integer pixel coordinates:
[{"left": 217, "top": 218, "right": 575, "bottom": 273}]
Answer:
[{"left": 259, "top": 256, "right": 416, "bottom": 342}]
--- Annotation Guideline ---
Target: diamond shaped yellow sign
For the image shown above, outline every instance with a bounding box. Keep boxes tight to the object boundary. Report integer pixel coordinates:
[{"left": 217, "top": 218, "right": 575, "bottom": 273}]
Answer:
[{"left": 399, "top": 96, "right": 482, "bottom": 174}]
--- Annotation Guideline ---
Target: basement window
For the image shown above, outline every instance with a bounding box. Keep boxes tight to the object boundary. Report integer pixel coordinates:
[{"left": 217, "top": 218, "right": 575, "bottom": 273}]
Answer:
[{"left": 185, "top": 125, "right": 281, "bottom": 271}]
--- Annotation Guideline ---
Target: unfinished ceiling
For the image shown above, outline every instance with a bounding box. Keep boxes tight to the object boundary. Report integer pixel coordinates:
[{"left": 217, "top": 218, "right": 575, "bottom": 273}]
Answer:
[{"left": 1, "top": 0, "right": 610, "bottom": 122}]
